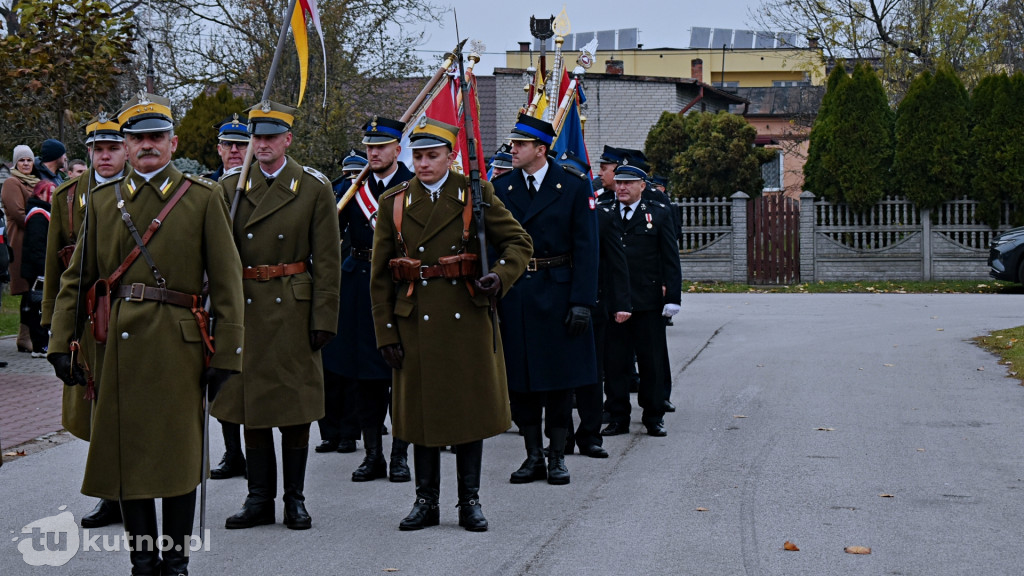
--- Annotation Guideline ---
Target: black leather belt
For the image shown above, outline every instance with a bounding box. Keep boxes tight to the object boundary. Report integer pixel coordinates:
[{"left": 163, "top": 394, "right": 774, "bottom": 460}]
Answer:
[
  {"left": 351, "top": 248, "right": 372, "bottom": 261},
  {"left": 527, "top": 253, "right": 572, "bottom": 272},
  {"left": 114, "top": 283, "right": 198, "bottom": 308}
]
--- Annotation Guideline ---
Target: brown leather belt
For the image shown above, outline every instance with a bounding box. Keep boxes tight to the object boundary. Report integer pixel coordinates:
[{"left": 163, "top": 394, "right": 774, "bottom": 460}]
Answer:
[
  {"left": 527, "top": 253, "right": 572, "bottom": 272},
  {"left": 351, "top": 248, "right": 372, "bottom": 261},
  {"left": 114, "top": 283, "right": 198, "bottom": 308},
  {"left": 242, "top": 261, "right": 307, "bottom": 281}
]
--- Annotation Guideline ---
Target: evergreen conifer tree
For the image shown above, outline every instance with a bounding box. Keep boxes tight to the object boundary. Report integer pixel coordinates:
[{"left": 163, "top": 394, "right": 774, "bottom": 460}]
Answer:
[{"left": 804, "top": 63, "right": 849, "bottom": 203}]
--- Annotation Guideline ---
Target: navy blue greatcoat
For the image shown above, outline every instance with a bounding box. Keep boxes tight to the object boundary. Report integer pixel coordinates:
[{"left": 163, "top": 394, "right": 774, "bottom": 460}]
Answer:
[
  {"left": 323, "top": 162, "right": 414, "bottom": 379},
  {"left": 493, "top": 160, "right": 599, "bottom": 392}
]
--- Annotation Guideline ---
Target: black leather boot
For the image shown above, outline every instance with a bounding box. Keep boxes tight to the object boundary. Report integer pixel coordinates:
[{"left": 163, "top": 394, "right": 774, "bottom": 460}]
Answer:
[
  {"left": 455, "top": 440, "right": 487, "bottom": 532},
  {"left": 160, "top": 490, "right": 196, "bottom": 576},
  {"left": 120, "top": 498, "right": 161, "bottom": 576},
  {"left": 546, "top": 428, "right": 571, "bottom": 485},
  {"left": 225, "top": 443, "right": 276, "bottom": 529},
  {"left": 81, "top": 498, "right": 122, "bottom": 528},
  {"left": 510, "top": 425, "right": 547, "bottom": 484},
  {"left": 389, "top": 438, "right": 411, "bottom": 482},
  {"left": 352, "top": 427, "right": 387, "bottom": 482},
  {"left": 399, "top": 445, "right": 440, "bottom": 531},
  {"left": 282, "top": 445, "right": 312, "bottom": 530},
  {"left": 211, "top": 421, "right": 246, "bottom": 479}
]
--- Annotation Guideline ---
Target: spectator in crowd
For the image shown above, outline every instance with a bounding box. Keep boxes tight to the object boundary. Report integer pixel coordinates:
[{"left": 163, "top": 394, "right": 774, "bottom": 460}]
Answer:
[
  {"left": 2, "top": 144, "right": 40, "bottom": 353},
  {"left": 20, "top": 180, "right": 54, "bottom": 357},
  {"left": 34, "top": 139, "right": 66, "bottom": 187},
  {"left": 66, "top": 159, "right": 88, "bottom": 180}
]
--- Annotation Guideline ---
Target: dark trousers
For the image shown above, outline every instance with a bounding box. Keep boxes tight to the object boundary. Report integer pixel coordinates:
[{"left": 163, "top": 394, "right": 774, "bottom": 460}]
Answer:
[
  {"left": 317, "top": 369, "right": 359, "bottom": 443},
  {"left": 355, "top": 378, "right": 391, "bottom": 430},
  {"left": 244, "top": 422, "right": 311, "bottom": 450},
  {"left": 20, "top": 294, "right": 46, "bottom": 352},
  {"left": 605, "top": 310, "right": 668, "bottom": 425},
  {"left": 510, "top": 388, "right": 573, "bottom": 429},
  {"left": 576, "top": 310, "right": 614, "bottom": 447}
]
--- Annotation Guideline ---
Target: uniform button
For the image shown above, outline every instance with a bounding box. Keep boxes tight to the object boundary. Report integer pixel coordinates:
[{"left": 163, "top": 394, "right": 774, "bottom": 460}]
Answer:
[
  {"left": 121, "top": 332, "right": 129, "bottom": 340},
  {"left": 418, "top": 246, "right": 425, "bottom": 253},
  {"left": 386, "top": 323, "right": 393, "bottom": 329},
  {"left": 451, "top": 280, "right": 457, "bottom": 285},
  {"left": 278, "top": 234, "right": 284, "bottom": 240},
  {"left": 525, "top": 274, "right": 532, "bottom": 279},
  {"left": 235, "top": 347, "right": 242, "bottom": 355},
  {"left": 455, "top": 313, "right": 461, "bottom": 320},
  {"left": 246, "top": 233, "right": 253, "bottom": 239},
  {"left": 499, "top": 259, "right": 506, "bottom": 265},
  {"left": 423, "top": 315, "right": 429, "bottom": 321},
  {"left": 451, "top": 246, "right": 457, "bottom": 251},
  {"left": 422, "top": 280, "right": 428, "bottom": 286},
  {"left": 246, "top": 298, "right": 252, "bottom": 304},
  {"left": 275, "top": 297, "right": 282, "bottom": 303}
]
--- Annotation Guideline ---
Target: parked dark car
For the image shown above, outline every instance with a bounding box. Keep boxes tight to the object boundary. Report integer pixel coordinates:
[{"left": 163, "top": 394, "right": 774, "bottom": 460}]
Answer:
[{"left": 988, "top": 226, "right": 1024, "bottom": 283}]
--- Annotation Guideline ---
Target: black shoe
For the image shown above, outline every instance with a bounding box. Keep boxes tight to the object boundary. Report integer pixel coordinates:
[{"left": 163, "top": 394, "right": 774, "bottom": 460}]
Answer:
[
  {"left": 600, "top": 422, "right": 629, "bottom": 436},
  {"left": 210, "top": 453, "right": 246, "bottom": 479},
  {"left": 577, "top": 444, "right": 609, "bottom": 458},
  {"left": 510, "top": 425, "right": 546, "bottom": 484},
  {"left": 352, "top": 427, "right": 387, "bottom": 482},
  {"left": 399, "top": 498, "right": 439, "bottom": 531},
  {"left": 662, "top": 400, "right": 676, "bottom": 413},
  {"left": 160, "top": 490, "right": 196, "bottom": 576},
  {"left": 389, "top": 439, "right": 411, "bottom": 483},
  {"left": 337, "top": 439, "right": 358, "bottom": 453},
  {"left": 314, "top": 440, "right": 339, "bottom": 453},
  {"left": 226, "top": 443, "right": 276, "bottom": 529},
  {"left": 457, "top": 500, "right": 488, "bottom": 532},
  {"left": 282, "top": 445, "right": 312, "bottom": 530},
  {"left": 455, "top": 440, "right": 487, "bottom": 531},
  {"left": 546, "top": 428, "right": 570, "bottom": 486},
  {"left": 644, "top": 420, "right": 667, "bottom": 437},
  {"left": 81, "top": 499, "right": 122, "bottom": 528}
]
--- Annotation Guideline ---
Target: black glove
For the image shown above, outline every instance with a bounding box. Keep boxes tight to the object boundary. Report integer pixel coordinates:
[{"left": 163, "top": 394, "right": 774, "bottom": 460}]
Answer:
[
  {"left": 380, "top": 343, "right": 404, "bottom": 370},
  {"left": 310, "top": 330, "right": 333, "bottom": 351},
  {"left": 48, "top": 353, "right": 86, "bottom": 387},
  {"left": 474, "top": 272, "right": 502, "bottom": 297},
  {"left": 565, "top": 305, "right": 592, "bottom": 337},
  {"left": 201, "top": 367, "right": 234, "bottom": 402}
]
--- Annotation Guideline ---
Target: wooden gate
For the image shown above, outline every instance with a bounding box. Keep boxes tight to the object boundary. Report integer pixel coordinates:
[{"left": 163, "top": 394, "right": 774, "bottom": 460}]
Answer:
[{"left": 747, "top": 194, "right": 800, "bottom": 284}]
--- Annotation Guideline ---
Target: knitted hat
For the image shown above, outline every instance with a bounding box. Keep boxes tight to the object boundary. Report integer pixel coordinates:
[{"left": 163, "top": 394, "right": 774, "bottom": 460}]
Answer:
[
  {"left": 12, "top": 145, "right": 34, "bottom": 164},
  {"left": 39, "top": 139, "right": 66, "bottom": 162}
]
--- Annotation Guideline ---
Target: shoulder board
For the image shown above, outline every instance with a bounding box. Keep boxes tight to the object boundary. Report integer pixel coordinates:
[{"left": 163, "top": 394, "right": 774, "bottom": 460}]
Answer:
[
  {"left": 599, "top": 204, "right": 613, "bottom": 213},
  {"left": 651, "top": 201, "right": 667, "bottom": 209},
  {"left": 597, "top": 196, "right": 616, "bottom": 206},
  {"left": 53, "top": 175, "right": 80, "bottom": 197},
  {"left": 382, "top": 180, "right": 410, "bottom": 200},
  {"left": 303, "top": 166, "right": 329, "bottom": 184},
  {"left": 184, "top": 173, "right": 217, "bottom": 188},
  {"left": 222, "top": 165, "right": 243, "bottom": 178},
  {"left": 560, "top": 164, "right": 588, "bottom": 179}
]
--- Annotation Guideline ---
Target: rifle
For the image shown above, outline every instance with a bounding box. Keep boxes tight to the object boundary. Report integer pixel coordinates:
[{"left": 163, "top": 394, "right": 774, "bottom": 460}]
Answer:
[{"left": 454, "top": 34, "right": 497, "bottom": 351}]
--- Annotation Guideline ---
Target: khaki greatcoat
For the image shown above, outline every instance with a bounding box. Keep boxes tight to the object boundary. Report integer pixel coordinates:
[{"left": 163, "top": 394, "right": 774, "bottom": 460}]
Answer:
[
  {"left": 211, "top": 156, "right": 341, "bottom": 428},
  {"left": 370, "top": 170, "right": 532, "bottom": 447},
  {"left": 49, "top": 163, "right": 245, "bottom": 500}
]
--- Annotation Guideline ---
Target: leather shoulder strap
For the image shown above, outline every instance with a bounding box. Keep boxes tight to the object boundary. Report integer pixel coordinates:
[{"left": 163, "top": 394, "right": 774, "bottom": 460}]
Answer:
[
  {"left": 65, "top": 180, "right": 78, "bottom": 241},
  {"left": 392, "top": 189, "right": 408, "bottom": 256},
  {"left": 107, "top": 180, "right": 193, "bottom": 287}
]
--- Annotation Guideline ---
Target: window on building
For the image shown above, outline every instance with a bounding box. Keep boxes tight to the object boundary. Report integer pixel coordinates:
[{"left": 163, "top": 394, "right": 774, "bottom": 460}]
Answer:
[
  {"left": 772, "top": 80, "right": 811, "bottom": 87},
  {"left": 712, "top": 81, "right": 740, "bottom": 88},
  {"left": 761, "top": 149, "right": 783, "bottom": 191}
]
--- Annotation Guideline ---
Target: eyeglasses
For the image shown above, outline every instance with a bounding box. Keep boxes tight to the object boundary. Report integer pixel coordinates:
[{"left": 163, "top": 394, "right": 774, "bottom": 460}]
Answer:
[{"left": 219, "top": 142, "right": 249, "bottom": 150}]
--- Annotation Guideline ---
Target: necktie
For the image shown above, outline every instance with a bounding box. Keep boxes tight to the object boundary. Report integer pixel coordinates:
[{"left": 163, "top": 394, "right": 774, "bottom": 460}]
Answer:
[
  {"left": 527, "top": 175, "right": 537, "bottom": 199},
  {"left": 430, "top": 189, "right": 439, "bottom": 202},
  {"left": 622, "top": 205, "right": 631, "bottom": 225},
  {"left": 265, "top": 177, "right": 275, "bottom": 187}
]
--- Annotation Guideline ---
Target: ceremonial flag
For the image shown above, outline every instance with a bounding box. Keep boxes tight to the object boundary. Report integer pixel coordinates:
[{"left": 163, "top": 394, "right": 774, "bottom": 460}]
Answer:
[
  {"left": 291, "top": 0, "right": 327, "bottom": 106},
  {"left": 398, "top": 73, "right": 460, "bottom": 169},
  {"left": 552, "top": 83, "right": 591, "bottom": 179},
  {"left": 456, "top": 64, "right": 488, "bottom": 181}
]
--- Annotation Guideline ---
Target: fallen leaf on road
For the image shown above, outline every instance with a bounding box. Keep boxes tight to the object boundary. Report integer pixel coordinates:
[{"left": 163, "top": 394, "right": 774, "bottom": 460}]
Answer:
[
  {"left": 383, "top": 569, "right": 399, "bottom": 573},
  {"left": 733, "top": 415, "right": 747, "bottom": 419},
  {"left": 977, "top": 367, "right": 985, "bottom": 371},
  {"left": 916, "top": 448, "right": 926, "bottom": 452},
  {"left": 936, "top": 328, "right": 944, "bottom": 331},
  {"left": 756, "top": 364, "right": 765, "bottom": 367},
  {"left": 783, "top": 541, "right": 800, "bottom": 551},
  {"left": 815, "top": 427, "right": 835, "bottom": 431},
  {"left": 844, "top": 546, "right": 871, "bottom": 555},
  {"left": 883, "top": 363, "right": 894, "bottom": 367},
  {"left": 696, "top": 507, "right": 708, "bottom": 512},
  {"left": 879, "top": 494, "right": 894, "bottom": 498}
]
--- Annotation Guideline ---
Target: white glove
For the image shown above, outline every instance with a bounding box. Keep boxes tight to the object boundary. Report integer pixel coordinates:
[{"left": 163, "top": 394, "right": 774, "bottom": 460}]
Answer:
[{"left": 662, "top": 303, "right": 680, "bottom": 318}]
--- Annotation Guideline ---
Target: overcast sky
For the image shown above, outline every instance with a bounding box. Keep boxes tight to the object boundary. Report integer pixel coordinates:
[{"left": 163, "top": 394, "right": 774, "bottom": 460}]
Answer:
[{"left": 414, "top": 0, "right": 765, "bottom": 74}]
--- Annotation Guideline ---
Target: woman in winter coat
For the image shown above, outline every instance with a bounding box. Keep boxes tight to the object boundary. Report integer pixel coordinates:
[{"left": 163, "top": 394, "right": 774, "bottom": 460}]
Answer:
[
  {"left": 1, "top": 144, "right": 40, "bottom": 353},
  {"left": 20, "top": 180, "right": 54, "bottom": 356}
]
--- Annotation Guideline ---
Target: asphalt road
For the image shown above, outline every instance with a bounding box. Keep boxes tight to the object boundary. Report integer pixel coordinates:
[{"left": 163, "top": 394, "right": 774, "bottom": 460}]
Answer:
[{"left": 2, "top": 293, "right": 1023, "bottom": 575}]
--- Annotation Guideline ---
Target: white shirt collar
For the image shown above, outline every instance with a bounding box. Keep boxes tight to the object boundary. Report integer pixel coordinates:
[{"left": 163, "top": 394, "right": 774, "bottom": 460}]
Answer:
[
  {"left": 375, "top": 165, "right": 398, "bottom": 189},
  {"left": 621, "top": 199, "right": 641, "bottom": 218},
  {"left": 523, "top": 160, "right": 550, "bottom": 188},
  {"left": 260, "top": 162, "right": 286, "bottom": 180},
  {"left": 134, "top": 162, "right": 171, "bottom": 182},
  {"left": 94, "top": 170, "right": 124, "bottom": 185},
  {"left": 422, "top": 170, "right": 450, "bottom": 195}
]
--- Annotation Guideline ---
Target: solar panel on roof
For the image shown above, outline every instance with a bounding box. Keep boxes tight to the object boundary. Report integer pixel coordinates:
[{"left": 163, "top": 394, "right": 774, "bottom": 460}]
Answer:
[
  {"left": 712, "top": 28, "right": 733, "bottom": 49},
  {"left": 778, "top": 33, "right": 798, "bottom": 47},
  {"left": 755, "top": 31, "right": 775, "bottom": 49},
  {"left": 690, "top": 27, "right": 711, "bottom": 49},
  {"left": 619, "top": 28, "right": 638, "bottom": 49},
  {"left": 734, "top": 30, "right": 755, "bottom": 49},
  {"left": 597, "top": 30, "right": 616, "bottom": 50}
]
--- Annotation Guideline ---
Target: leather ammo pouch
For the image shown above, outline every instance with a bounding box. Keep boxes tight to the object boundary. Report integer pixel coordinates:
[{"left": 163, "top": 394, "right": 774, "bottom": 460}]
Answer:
[
  {"left": 438, "top": 253, "right": 480, "bottom": 278},
  {"left": 388, "top": 257, "right": 423, "bottom": 282},
  {"left": 86, "top": 278, "right": 111, "bottom": 343},
  {"left": 57, "top": 245, "right": 75, "bottom": 268}
]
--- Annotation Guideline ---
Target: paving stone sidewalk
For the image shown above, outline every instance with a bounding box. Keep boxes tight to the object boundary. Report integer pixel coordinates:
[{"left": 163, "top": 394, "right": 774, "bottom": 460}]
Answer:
[{"left": 0, "top": 335, "right": 64, "bottom": 455}]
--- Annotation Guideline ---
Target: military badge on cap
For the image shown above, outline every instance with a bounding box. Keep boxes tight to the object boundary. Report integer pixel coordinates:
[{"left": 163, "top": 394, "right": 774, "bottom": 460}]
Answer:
[
  {"left": 85, "top": 111, "right": 124, "bottom": 144},
  {"left": 247, "top": 100, "right": 297, "bottom": 135},
  {"left": 216, "top": 113, "right": 251, "bottom": 143},
  {"left": 508, "top": 113, "right": 556, "bottom": 146},
  {"left": 117, "top": 91, "right": 174, "bottom": 134},
  {"left": 489, "top": 143, "right": 513, "bottom": 170},
  {"left": 408, "top": 117, "right": 459, "bottom": 150},
  {"left": 342, "top": 149, "right": 368, "bottom": 173},
  {"left": 362, "top": 115, "right": 406, "bottom": 145}
]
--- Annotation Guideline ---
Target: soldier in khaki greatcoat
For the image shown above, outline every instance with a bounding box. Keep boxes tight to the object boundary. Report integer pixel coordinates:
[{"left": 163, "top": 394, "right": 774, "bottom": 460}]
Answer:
[
  {"left": 48, "top": 92, "right": 245, "bottom": 576},
  {"left": 370, "top": 118, "right": 532, "bottom": 532},
  {"left": 40, "top": 114, "right": 128, "bottom": 531},
  {"left": 212, "top": 100, "right": 341, "bottom": 531}
]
